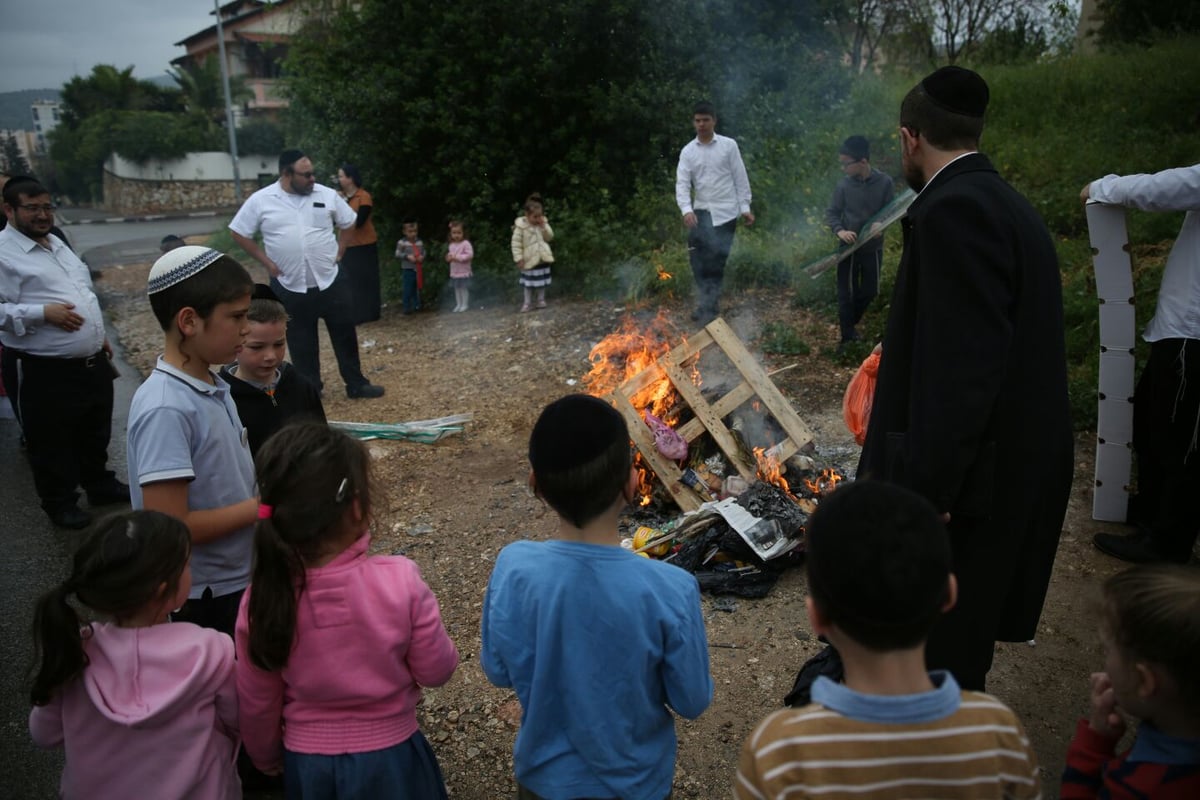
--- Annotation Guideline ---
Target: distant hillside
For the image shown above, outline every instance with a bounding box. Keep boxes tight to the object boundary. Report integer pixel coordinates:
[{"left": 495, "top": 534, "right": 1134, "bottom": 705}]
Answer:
[{"left": 0, "top": 89, "right": 60, "bottom": 131}]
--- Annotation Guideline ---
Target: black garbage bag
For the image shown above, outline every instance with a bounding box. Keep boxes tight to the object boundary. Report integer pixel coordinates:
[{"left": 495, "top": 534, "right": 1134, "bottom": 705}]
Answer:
[
  {"left": 783, "top": 643, "right": 844, "bottom": 707},
  {"left": 694, "top": 564, "right": 781, "bottom": 598}
]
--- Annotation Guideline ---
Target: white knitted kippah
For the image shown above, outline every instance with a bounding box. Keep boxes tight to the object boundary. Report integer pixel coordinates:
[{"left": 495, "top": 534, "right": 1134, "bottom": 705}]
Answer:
[{"left": 147, "top": 246, "right": 224, "bottom": 294}]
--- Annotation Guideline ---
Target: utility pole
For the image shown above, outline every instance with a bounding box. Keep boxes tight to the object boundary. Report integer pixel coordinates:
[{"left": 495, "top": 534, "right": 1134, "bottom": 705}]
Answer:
[{"left": 214, "top": 0, "right": 243, "bottom": 200}]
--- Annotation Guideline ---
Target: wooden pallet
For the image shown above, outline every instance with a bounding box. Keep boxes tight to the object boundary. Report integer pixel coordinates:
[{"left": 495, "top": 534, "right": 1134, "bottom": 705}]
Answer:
[{"left": 605, "top": 317, "right": 814, "bottom": 511}]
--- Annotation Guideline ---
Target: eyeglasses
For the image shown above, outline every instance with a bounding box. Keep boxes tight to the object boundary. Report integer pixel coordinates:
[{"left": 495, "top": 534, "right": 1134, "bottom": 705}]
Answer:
[
  {"left": 17, "top": 203, "right": 57, "bottom": 214},
  {"left": 291, "top": 170, "right": 316, "bottom": 179}
]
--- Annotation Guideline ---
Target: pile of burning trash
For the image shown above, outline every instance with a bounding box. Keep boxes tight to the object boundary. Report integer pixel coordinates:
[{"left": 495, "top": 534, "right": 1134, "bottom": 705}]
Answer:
[{"left": 584, "top": 311, "right": 848, "bottom": 598}]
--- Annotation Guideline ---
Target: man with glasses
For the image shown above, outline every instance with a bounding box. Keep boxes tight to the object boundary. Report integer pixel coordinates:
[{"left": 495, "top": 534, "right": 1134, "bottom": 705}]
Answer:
[
  {"left": 675, "top": 101, "right": 754, "bottom": 325},
  {"left": 230, "top": 149, "right": 384, "bottom": 399},
  {"left": 825, "top": 135, "right": 894, "bottom": 349},
  {"left": 0, "top": 177, "right": 128, "bottom": 528}
]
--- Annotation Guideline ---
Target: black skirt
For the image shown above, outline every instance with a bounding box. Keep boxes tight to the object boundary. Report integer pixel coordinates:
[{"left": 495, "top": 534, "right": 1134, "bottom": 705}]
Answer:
[{"left": 341, "top": 242, "right": 381, "bottom": 324}]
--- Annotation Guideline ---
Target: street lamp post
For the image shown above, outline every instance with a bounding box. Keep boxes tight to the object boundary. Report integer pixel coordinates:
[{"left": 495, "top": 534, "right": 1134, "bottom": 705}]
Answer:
[{"left": 213, "top": 0, "right": 243, "bottom": 200}]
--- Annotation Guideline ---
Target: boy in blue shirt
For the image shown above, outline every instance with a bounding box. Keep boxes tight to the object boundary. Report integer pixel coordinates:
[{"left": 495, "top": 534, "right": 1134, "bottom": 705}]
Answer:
[
  {"left": 482, "top": 394, "right": 713, "bottom": 800},
  {"left": 127, "top": 246, "right": 258, "bottom": 636}
]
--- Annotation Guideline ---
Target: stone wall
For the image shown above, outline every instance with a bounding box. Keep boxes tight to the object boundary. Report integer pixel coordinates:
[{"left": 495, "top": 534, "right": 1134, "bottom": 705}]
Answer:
[{"left": 102, "top": 171, "right": 259, "bottom": 215}]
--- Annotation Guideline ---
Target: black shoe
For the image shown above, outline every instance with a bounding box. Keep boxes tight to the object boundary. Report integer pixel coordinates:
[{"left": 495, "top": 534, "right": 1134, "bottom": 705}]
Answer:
[
  {"left": 346, "top": 383, "right": 385, "bottom": 399},
  {"left": 46, "top": 505, "right": 92, "bottom": 530},
  {"left": 1093, "top": 530, "right": 1182, "bottom": 564},
  {"left": 87, "top": 480, "right": 131, "bottom": 507}
]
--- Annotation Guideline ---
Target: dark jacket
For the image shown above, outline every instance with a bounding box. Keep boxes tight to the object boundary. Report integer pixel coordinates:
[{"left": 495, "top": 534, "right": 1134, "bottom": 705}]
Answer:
[
  {"left": 858, "top": 153, "right": 1073, "bottom": 642},
  {"left": 825, "top": 168, "right": 895, "bottom": 253},
  {"left": 219, "top": 361, "right": 326, "bottom": 457}
]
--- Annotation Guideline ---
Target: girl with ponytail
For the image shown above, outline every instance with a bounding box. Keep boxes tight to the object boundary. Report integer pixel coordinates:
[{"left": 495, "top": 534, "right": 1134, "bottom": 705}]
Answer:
[
  {"left": 236, "top": 422, "right": 458, "bottom": 797},
  {"left": 29, "top": 510, "right": 240, "bottom": 799}
]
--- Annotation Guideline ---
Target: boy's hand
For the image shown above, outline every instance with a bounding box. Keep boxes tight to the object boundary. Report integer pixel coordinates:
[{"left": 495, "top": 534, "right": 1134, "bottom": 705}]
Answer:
[
  {"left": 1088, "top": 671, "right": 1126, "bottom": 739},
  {"left": 837, "top": 230, "right": 857, "bottom": 245},
  {"left": 682, "top": 212, "right": 698, "bottom": 229}
]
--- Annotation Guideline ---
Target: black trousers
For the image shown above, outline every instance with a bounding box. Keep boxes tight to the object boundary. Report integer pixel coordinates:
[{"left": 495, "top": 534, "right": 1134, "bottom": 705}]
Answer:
[
  {"left": 1, "top": 347, "right": 116, "bottom": 510},
  {"left": 687, "top": 210, "right": 737, "bottom": 318},
  {"left": 171, "top": 585, "right": 245, "bottom": 638},
  {"left": 1131, "top": 338, "right": 1200, "bottom": 561},
  {"left": 270, "top": 276, "right": 369, "bottom": 393},
  {"left": 836, "top": 248, "right": 882, "bottom": 342}
]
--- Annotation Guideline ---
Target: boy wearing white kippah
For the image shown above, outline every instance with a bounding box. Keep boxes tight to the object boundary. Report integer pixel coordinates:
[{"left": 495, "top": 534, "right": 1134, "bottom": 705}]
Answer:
[{"left": 126, "top": 246, "right": 258, "bottom": 636}]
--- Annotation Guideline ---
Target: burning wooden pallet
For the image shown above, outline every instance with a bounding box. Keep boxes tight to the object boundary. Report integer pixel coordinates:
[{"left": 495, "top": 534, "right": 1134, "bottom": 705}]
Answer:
[{"left": 604, "top": 317, "right": 815, "bottom": 511}]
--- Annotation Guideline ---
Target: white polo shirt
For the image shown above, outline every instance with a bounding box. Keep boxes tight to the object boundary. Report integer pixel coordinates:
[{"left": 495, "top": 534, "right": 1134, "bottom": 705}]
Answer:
[{"left": 228, "top": 181, "right": 355, "bottom": 293}]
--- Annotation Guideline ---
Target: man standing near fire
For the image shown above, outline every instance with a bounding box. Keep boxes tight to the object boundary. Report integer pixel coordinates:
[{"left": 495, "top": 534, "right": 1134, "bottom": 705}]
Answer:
[
  {"left": 1083, "top": 163, "right": 1200, "bottom": 565},
  {"left": 857, "top": 67, "right": 1073, "bottom": 692},
  {"left": 675, "top": 101, "right": 754, "bottom": 325}
]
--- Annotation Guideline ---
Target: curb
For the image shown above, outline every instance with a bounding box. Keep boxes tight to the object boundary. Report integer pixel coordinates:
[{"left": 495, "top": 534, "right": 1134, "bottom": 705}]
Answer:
[{"left": 60, "top": 209, "right": 236, "bottom": 226}]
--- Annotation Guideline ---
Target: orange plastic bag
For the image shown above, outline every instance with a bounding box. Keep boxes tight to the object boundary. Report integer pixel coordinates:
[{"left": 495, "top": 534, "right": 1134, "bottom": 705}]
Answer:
[{"left": 843, "top": 351, "right": 880, "bottom": 446}]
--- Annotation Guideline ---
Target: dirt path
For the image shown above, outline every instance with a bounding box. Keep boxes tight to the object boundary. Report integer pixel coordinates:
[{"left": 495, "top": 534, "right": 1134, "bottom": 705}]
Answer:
[{"left": 95, "top": 262, "right": 1150, "bottom": 800}]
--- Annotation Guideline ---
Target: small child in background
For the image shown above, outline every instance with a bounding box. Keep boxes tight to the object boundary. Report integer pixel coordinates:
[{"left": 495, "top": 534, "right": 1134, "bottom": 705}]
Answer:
[
  {"left": 445, "top": 219, "right": 474, "bottom": 312},
  {"left": 1061, "top": 564, "right": 1200, "bottom": 798},
  {"left": 236, "top": 423, "right": 458, "bottom": 796},
  {"left": 29, "top": 510, "right": 240, "bottom": 799},
  {"left": 394, "top": 219, "right": 424, "bottom": 314},
  {"left": 511, "top": 193, "right": 554, "bottom": 312},
  {"left": 482, "top": 394, "right": 712, "bottom": 799},
  {"left": 735, "top": 480, "right": 1041, "bottom": 799},
  {"left": 219, "top": 284, "right": 325, "bottom": 457},
  {"left": 128, "top": 246, "right": 258, "bottom": 637}
]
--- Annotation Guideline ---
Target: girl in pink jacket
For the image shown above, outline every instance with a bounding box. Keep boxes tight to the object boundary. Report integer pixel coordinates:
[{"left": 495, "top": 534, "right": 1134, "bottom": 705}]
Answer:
[
  {"left": 29, "top": 511, "right": 240, "bottom": 800},
  {"left": 236, "top": 422, "right": 459, "bottom": 798}
]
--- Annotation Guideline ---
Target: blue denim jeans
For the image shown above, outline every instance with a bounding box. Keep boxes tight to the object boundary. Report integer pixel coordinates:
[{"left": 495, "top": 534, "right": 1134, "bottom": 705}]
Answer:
[{"left": 402, "top": 268, "right": 420, "bottom": 313}]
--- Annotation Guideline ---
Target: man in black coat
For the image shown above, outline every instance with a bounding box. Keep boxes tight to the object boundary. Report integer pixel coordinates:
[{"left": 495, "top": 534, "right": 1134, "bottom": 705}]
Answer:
[{"left": 857, "top": 67, "right": 1073, "bottom": 691}]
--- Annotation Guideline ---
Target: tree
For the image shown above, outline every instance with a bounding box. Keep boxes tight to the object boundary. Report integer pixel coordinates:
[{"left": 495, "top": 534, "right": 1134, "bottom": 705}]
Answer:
[
  {"left": 1094, "top": 0, "right": 1200, "bottom": 45},
  {"left": 885, "top": 0, "right": 1064, "bottom": 64},
  {"left": 283, "top": 0, "right": 837, "bottom": 277},
  {"left": 2, "top": 132, "right": 31, "bottom": 175},
  {"left": 820, "top": 0, "right": 905, "bottom": 72},
  {"left": 170, "top": 58, "right": 251, "bottom": 126}
]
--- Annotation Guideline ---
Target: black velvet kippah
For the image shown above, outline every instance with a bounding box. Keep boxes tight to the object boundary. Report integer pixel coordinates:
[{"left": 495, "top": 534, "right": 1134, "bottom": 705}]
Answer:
[
  {"left": 529, "top": 394, "right": 628, "bottom": 473},
  {"left": 252, "top": 283, "right": 282, "bottom": 303},
  {"left": 921, "top": 66, "right": 989, "bottom": 118}
]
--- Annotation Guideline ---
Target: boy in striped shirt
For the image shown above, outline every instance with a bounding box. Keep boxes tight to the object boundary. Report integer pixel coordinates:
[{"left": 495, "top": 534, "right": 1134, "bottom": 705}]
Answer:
[{"left": 735, "top": 481, "right": 1041, "bottom": 799}]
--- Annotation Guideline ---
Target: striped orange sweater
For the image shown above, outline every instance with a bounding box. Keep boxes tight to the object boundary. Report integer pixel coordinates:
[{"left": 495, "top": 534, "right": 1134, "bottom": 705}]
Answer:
[{"left": 735, "top": 690, "right": 1041, "bottom": 799}]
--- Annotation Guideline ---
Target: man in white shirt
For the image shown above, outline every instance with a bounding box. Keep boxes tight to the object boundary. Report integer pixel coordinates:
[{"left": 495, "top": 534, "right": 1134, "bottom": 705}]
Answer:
[
  {"left": 229, "top": 150, "right": 384, "bottom": 399},
  {"left": 1084, "top": 164, "right": 1200, "bottom": 564},
  {"left": 0, "top": 177, "right": 128, "bottom": 529},
  {"left": 675, "top": 101, "right": 754, "bottom": 324}
]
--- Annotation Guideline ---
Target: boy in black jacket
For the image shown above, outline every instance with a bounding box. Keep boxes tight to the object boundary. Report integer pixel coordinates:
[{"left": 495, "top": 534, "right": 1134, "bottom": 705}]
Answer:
[{"left": 220, "top": 285, "right": 325, "bottom": 456}]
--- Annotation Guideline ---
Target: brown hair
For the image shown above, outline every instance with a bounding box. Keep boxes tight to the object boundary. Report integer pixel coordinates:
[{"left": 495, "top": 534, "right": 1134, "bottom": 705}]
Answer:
[
  {"left": 247, "top": 423, "right": 374, "bottom": 670},
  {"left": 1102, "top": 564, "right": 1200, "bottom": 712},
  {"left": 30, "top": 511, "right": 191, "bottom": 705}
]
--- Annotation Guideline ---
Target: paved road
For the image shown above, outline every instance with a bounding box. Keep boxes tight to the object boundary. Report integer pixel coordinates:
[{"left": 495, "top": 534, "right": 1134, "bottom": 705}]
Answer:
[{"left": 0, "top": 215, "right": 225, "bottom": 797}]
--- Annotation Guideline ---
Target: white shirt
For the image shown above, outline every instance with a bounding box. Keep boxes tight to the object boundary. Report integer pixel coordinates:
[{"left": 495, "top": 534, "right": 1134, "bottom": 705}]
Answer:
[
  {"left": 1090, "top": 164, "right": 1200, "bottom": 341},
  {"left": 0, "top": 226, "right": 106, "bottom": 357},
  {"left": 675, "top": 132, "right": 752, "bottom": 226},
  {"left": 228, "top": 181, "right": 355, "bottom": 293}
]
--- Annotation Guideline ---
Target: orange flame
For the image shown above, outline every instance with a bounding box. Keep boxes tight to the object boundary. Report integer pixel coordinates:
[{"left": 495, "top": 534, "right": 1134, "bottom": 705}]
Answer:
[
  {"left": 754, "top": 446, "right": 795, "bottom": 499},
  {"left": 803, "top": 468, "right": 845, "bottom": 496},
  {"left": 583, "top": 310, "right": 682, "bottom": 420}
]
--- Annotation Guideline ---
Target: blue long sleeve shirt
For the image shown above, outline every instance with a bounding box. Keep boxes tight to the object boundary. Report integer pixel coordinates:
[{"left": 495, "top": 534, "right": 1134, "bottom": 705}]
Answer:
[{"left": 482, "top": 539, "right": 713, "bottom": 800}]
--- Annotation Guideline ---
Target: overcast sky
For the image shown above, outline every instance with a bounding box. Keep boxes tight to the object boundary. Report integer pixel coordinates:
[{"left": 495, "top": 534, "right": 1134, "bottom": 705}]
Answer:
[{"left": 0, "top": 1, "right": 215, "bottom": 93}]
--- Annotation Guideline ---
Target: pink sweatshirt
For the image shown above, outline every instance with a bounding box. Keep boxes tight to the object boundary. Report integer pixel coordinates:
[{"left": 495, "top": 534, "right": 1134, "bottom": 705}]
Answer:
[
  {"left": 29, "top": 622, "right": 239, "bottom": 800},
  {"left": 235, "top": 533, "right": 459, "bottom": 772}
]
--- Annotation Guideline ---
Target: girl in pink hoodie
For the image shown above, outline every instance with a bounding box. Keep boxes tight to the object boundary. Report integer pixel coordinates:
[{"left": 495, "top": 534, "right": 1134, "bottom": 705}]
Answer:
[
  {"left": 29, "top": 510, "right": 240, "bottom": 800},
  {"left": 236, "top": 422, "right": 459, "bottom": 798}
]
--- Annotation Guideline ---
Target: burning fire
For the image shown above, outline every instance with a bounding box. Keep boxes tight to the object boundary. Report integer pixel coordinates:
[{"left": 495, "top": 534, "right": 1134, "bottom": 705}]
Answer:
[
  {"left": 584, "top": 311, "right": 683, "bottom": 420},
  {"left": 754, "top": 446, "right": 793, "bottom": 498},
  {"left": 803, "top": 469, "right": 845, "bottom": 496}
]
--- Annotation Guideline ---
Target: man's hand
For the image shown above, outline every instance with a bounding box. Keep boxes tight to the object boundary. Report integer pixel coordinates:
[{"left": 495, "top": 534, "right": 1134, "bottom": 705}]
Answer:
[
  {"left": 682, "top": 212, "right": 698, "bottom": 229},
  {"left": 1087, "top": 672, "right": 1125, "bottom": 739},
  {"left": 837, "top": 230, "right": 857, "bottom": 245},
  {"left": 44, "top": 303, "right": 84, "bottom": 331},
  {"left": 869, "top": 222, "right": 883, "bottom": 240},
  {"left": 102, "top": 338, "right": 113, "bottom": 358},
  {"left": 1080, "top": 183, "right": 1092, "bottom": 203},
  {"left": 741, "top": 211, "right": 755, "bottom": 226},
  {"left": 265, "top": 258, "right": 282, "bottom": 278}
]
